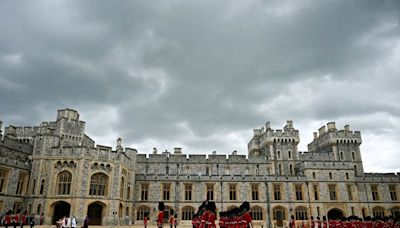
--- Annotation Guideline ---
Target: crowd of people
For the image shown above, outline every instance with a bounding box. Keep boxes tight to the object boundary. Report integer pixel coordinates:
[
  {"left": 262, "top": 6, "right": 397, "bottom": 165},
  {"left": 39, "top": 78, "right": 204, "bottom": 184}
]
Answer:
[
  {"left": 290, "top": 215, "right": 400, "bottom": 228},
  {"left": 0, "top": 210, "right": 37, "bottom": 228}
]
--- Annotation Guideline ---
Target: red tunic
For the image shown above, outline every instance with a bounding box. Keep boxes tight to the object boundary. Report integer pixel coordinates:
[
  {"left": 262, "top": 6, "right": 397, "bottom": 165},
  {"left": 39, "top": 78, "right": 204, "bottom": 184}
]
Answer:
[
  {"left": 243, "top": 212, "right": 252, "bottom": 228},
  {"left": 144, "top": 216, "right": 148, "bottom": 226},
  {"left": 157, "top": 211, "right": 164, "bottom": 227},
  {"left": 5, "top": 215, "right": 12, "bottom": 225}
]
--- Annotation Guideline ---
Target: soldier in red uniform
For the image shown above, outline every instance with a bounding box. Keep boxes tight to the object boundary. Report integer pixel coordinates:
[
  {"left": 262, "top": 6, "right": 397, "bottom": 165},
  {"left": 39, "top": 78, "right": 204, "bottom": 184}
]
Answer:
[
  {"left": 157, "top": 202, "right": 165, "bottom": 228},
  {"left": 5, "top": 210, "right": 12, "bottom": 228},
  {"left": 289, "top": 215, "right": 295, "bottom": 228},
  {"left": 199, "top": 201, "right": 216, "bottom": 228},
  {"left": 193, "top": 201, "right": 208, "bottom": 228},
  {"left": 143, "top": 212, "right": 148, "bottom": 228},
  {"left": 309, "top": 216, "right": 315, "bottom": 228},
  {"left": 240, "top": 202, "right": 252, "bottom": 228}
]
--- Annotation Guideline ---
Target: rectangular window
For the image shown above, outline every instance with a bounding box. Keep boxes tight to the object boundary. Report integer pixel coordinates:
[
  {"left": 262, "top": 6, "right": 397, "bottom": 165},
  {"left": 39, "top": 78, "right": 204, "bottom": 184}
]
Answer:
[
  {"left": 351, "top": 207, "right": 355, "bottom": 216},
  {"left": 295, "top": 184, "right": 303, "bottom": 200},
  {"left": 251, "top": 184, "right": 259, "bottom": 200},
  {"left": 206, "top": 184, "right": 214, "bottom": 201},
  {"left": 317, "top": 207, "right": 320, "bottom": 217},
  {"left": 313, "top": 185, "right": 319, "bottom": 201},
  {"left": 229, "top": 184, "right": 237, "bottom": 200},
  {"left": 371, "top": 185, "right": 379, "bottom": 201},
  {"left": 389, "top": 185, "right": 398, "bottom": 201},
  {"left": 347, "top": 185, "right": 353, "bottom": 201},
  {"left": 141, "top": 184, "right": 148, "bottom": 201},
  {"left": 0, "top": 169, "right": 8, "bottom": 193},
  {"left": 329, "top": 184, "right": 337, "bottom": 201},
  {"left": 185, "top": 184, "right": 192, "bottom": 201},
  {"left": 274, "top": 184, "right": 281, "bottom": 200},
  {"left": 163, "top": 184, "right": 170, "bottom": 201},
  {"left": 16, "top": 172, "right": 27, "bottom": 195}
]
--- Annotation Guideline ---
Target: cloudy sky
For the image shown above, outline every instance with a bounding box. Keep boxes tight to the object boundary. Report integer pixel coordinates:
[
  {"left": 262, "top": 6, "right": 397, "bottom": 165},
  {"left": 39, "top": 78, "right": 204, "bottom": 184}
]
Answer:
[{"left": 1, "top": 1, "right": 399, "bottom": 172}]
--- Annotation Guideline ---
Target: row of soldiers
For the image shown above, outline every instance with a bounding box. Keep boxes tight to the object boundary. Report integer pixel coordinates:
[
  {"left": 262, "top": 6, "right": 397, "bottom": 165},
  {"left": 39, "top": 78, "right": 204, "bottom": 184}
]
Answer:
[
  {"left": 192, "top": 201, "right": 253, "bottom": 228},
  {"left": 292, "top": 216, "right": 400, "bottom": 228},
  {"left": 0, "top": 210, "right": 36, "bottom": 228}
]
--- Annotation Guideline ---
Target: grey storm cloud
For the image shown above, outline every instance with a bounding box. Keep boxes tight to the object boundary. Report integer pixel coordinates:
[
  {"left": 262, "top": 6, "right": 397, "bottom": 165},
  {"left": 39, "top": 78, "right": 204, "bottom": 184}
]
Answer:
[{"left": 0, "top": 0, "right": 399, "bottom": 172}]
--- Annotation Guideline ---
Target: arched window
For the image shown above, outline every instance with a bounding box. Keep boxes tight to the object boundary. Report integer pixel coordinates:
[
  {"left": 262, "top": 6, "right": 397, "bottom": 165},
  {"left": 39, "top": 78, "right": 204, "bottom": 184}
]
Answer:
[
  {"left": 39, "top": 179, "right": 45, "bottom": 195},
  {"left": 278, "top": 164, "right": 282, "bottom": 175},
  {"left": 329, "top": 172, "right": 333, "bottom": 179},
  {"left": 120, "top": 177, "right": 125, "bottom": 199},
  {"left": 391, "top": 206, "right": 400, "bottom": 219},
  {"left": 250, "top": 206, "right": 263, "bottom": 220},
  {"left": 136, "top": 206, "right": 150, "bottom": 220},
  {"left": 89, "top": 173, "right": 108, "bottom": 196},
  {"left": 127, "top": 186, "right": 131, "bottom": 200},
  {"left": 181, "top": 206, "right": 195, "bottom": 220},
  {"left": 277, "top": 151, "right": 281, "bottom": 159},
  {"left": 289, "top": 165, "right": 293, "bottom": 175},
  {"left": 372, "top": 206, "right": 385, "bottom": 218},
  {"left": 354, "top": 165, "right": 358, "bottom": 176},
  {"left": 340, "top": 152, "right": 343, "bottom": 160},
  {"left": 312, "top": 172, "right": 316, "bottom": 179},
  {"left": 273, "top": 206, "right": 286, "bottom": 220},
  {"left": 31, "top": 179, "right": 36, "bottom": 194},
  {"left": 352, "top": 152, "right": 356, "bottom": 160},
  {"left": 37, "top": 204, "right": 41, "bottom": 214},
  {"left": 346, "top": 173, "right": 349, "bottom": 180},
  {"left": 57, "top": 171, "right": 72, "bottom": 195},
  {"left": 295, "top": 206, "right": 308, "bottom": 220},
  {"left": 288, "top": 151, "right": 292, "bottom": 159}
]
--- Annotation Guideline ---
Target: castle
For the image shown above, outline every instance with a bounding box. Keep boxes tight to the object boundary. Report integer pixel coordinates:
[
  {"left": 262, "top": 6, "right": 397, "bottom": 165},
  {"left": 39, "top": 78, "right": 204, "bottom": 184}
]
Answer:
[{"left": 0, "top": 108, "right": 399, "bottom": 227}]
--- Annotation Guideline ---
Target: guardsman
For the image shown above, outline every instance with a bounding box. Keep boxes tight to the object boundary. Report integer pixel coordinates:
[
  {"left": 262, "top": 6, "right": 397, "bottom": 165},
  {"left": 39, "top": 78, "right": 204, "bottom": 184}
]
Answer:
[{"left": 157, "top": 202, "right": 165, "bottom": 228}]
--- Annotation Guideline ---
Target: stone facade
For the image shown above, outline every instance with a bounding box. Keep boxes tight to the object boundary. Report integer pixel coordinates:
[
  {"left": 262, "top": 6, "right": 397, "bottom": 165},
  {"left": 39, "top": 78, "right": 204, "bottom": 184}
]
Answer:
[{"left": 0, "top": 109, "right": 399, "bottom": 228}]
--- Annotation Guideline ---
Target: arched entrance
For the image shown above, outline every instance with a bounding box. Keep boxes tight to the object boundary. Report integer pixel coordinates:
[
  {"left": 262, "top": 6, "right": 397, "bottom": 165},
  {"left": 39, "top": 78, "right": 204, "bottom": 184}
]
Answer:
[
  {"left": 88, "top": 202, "right": 104, "bottom": 225},
  {"left": 328, "top": 208, "right": 344, "bottom": 220},
  {"left": 52, "top": 201, "right": 71, "bottom": 224}
]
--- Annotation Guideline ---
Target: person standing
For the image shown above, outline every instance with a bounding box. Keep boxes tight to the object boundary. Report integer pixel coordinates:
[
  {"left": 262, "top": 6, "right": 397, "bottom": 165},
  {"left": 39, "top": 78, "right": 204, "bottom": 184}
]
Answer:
[
  {"left": 83, "top": 215, "right": 89, "bottom": 228},
  {"left": 169, "top": 213, "right": 174, "bottom": 228},
  {"left": 143, "top": 213, "right": 148, "bottom": 228},
  {"left": 289, "top": 215, "right": 295, "bottom": 228},
  {"left": 173, "top": 214, "right": 177, "bottom": 228},
  {"left": 157, "top": 203, "right": 165, "bottom": 228},
  {"left": 5, "top": 211, "right": 12, "bottom": 228},
  {"left": 29, "top": 214, "right": 35, "bottom": 228},
  {"left": 71, "top": 216, "right": 76, "bottom": 228}
]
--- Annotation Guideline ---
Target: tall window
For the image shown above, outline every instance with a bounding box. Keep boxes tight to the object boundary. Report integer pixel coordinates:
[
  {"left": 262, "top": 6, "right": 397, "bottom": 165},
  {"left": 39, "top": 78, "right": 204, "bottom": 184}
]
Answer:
[
  {"left": 352, "top": 152, "right": 356, "bottom": 160},
  {"left": 89, "top": 173, "right": 108, "bottom": 196},
  {"left": 251, "top": 184, "right": 259, "bottom": 200},
  {"left": 295, "top": 184, "right": 303, "bottom": 200},
  {"left": 288, "top": 151, "right": 292, "bottom": 159},
  {"left": 329, "top": 184, "right": 337, "bottom": 200},
  {"left": 372, "top": 207, "right": 385, "bottom": 218},
  {"left": 57, "top": 171, "right": 72, "bottom": 195},
  {"left": 37, "top": 204, "right": 41, "bottom": 214},
  {"left": 278, "top": 164, "right": 282, "bottom": 175},
  {"left": 31, "top": 179, "right": 36, "bottom": 194},
  {"left": 185, "top": 184, "right": 192, "bottom": 201},
  {"left": 39, "top": 180, "right": 45, "bottom": 195},
  {"left": 136, "top": 206, "right": 150, "bottom": 220},
  {"left": 127, "top": 186, "right": 131, "bottom": 200},
  {"left": 389, "top": 185, "right": 398, "bottom": 201},
  {"left": 0, "top": 169, "right": 8, "bottom": 193},
  {"left": 371, "top": 185, "right": 379, "bottom": 201},
  {"left": 274, "top": 184, "right": 281, "bottom": 200},
  {"left": 347, "top": 185, "right": 353, "bottom": 201},
  {"left": 329, "top": 172, "right": 333, "bottom": 179},
  {"left": 182, "top": 206, "right": 195, "bottom": 220},
  {"left": 141, "top": 184, "right": 149, "bottom": 201},
  {"left": 312, "top": 172, "right": 316, "bottom": 179},
  {"left": 120, "top": 177, "right": 125, "bottom": 199},
  {"left": 391, "top": 207, "right": 400, "bottom": 219},
  {"left": 250, "top": 206, "right": 263, "bottom": 220},
  {"left": 206, "top": 184, "right": 214, "bottom": 200},
  {"left": 313, "top": 185, "right": 319, "bottom": 200},
  {"left": 163, "top": 184, "right": 170, "bottom": 200},
  {"left": 289, "top": 165, "right": 293, "bottom": 175},
  {"left": 346, "top": 173, "right": 349, "bottom": 180},
  {"left": 295, "top": 207, "right": 308, "bottom": 220},
  {"left": 16, "top": 172, "right": 28, "bottom": 195},
  {"left": 229, "top": 184, "right": 237, "bottom": 200}
]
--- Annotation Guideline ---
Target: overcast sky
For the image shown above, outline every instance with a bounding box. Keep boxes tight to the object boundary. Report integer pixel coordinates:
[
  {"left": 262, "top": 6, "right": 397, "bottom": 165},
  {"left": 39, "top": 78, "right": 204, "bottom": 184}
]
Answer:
[{"left": 1, "top": 1, "right": 399, "bottom": 172}]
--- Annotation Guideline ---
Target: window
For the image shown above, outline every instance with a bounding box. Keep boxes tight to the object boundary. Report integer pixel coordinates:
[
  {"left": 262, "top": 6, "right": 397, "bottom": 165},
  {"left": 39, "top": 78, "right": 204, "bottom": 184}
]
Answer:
[
  {"left": 351, "top": 207, "right": 355, "bottom": 216},
  {"left": 277, "top": 151, "right": 281, "bottom": 159},
  {"left": 120, "top": 177, "right": 125, "bottom": 199},
  {"left": 288, "top": 151, "right": 292, "bottom": 159},
  {"left": 347, "top": 185, "right": 353, "bottom": 201},
  {"left": 371, "top": 185, "right": 379, "bottom": 201},
  {"left": 57, "top": 171, "right": 72, "bottom": 195},
  {"left": 295, "top": 207, "right": 308, "bottom": 220},
  {"left": 340, "top": 152, "right": 343, "bottom": 160},
  {"left": 229, "top": 184, "right": 237, "bottom": 200},
  {"left": 39, "top": 180, "right": 45, "bottom": 195},
  {"left": 89, "top": 173, "right": 108, "bottom": 196},
  {"left": 206, "top": 167, "right": 210, "bottom": 176},
  {"left": 166, "top": 166, "right": 169, "bottom": 175},
  {"left": 16, "top": 172, "right": 28, "bottom": 195},
  {"left": 346, "top": 173, "right": 349, "bottom": 180},
  {"left": 295, "top": 184, "right": 303, "bottom": 200},
  {"left": 13, "top": 202, "right": 22, "bottom": 214},
  {"left": 274, "top": 184, "right": 281, "bottom": 200},
  {"left": 182, "top": 206, "right": 195, "bottom": 220},
  {"left": 163, "top": 184, "right": 170, "bottom": 200},
  {"left": 278, "top": 164, "right": 282, "bottom": 175},
  {"left": 289, "top": 164, "right": 293, "bottom": 175},
  {"left": 37, "top": 204, "right": 41, "bottom": 214},
  {"left": 317, "top": 207, "right": 320, "bottom": 217},
  {"left": 329, "top": 172, "right": 333, "bottom": 179},
  {"left": 312, "top": 172, "right": 316, "bottom": 179},
  {"left": 185, "top": 184, "right": 192, "bottom": 201},
  {"left": 389, "top": 185, "right": 398, "bottom": 201},
  {"left": 273, "top": 206, "right": 286, "bottom": 220},
  {"left": 255, "top": 165, "right": 259, "bottom": 175},
  {"left": 250, "top": 206, "right": 263, "bottom": 220},
  {"left": 0, "top": 169, "right": 8, "bottom": 193},
  {"left": 372, "top": 207, "right": 385, "bottom": 218},
  {"left": 206, "top": 184, "right": 214, "bottom": 201},
  {"left": 391, "top": 207, "right": 400, "bottom": 219},
  {"left": 313, "top": 185, "right": 319, "bottom": 201},
  {"left": 329, "top": 184, "right": 337, "bottom": 200},
  {"left": 141, "top": 184, "right": 149, "bottom": 201},
  {"left": 352, "top": 152, "right": 356, "bottom": 160},
  {"left": 251, "top": 184, "right": 259, "bottom": 200},
  {"left": 31, "top": 179, "right": 36, "bottom": 195},
  {"left": 136, "top": 206, "right": 150, "bottom": 220}
]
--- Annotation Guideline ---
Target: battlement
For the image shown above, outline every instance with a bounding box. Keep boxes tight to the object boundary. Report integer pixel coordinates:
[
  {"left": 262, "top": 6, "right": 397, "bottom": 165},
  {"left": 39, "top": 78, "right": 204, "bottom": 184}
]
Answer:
[{"left": 57, "top": 108, "right": 80, "bottom": 121}]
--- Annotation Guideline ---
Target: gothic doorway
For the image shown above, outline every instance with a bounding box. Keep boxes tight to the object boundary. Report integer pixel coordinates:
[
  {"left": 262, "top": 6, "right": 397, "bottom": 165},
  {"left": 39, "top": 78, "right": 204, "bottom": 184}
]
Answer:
[
  {"left": 52, "top": 201, "right": 71, "bottom": 224},
  {"left": 328, "top": 208, "right": 345, "bottom": 220},
  {"left": 88, "top": 202, "right": 104, "bottom": 225}
]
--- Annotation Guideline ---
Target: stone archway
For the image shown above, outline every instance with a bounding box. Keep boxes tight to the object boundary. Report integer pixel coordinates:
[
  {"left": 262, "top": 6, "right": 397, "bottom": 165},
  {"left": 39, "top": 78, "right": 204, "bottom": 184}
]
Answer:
[
  {"left": 328, "top": 208, "right": 345, "bottom": 220},
  {"left": 52, "top": 201, "right": 71, "bottom": 224},
  {"left": 88, "top": 202, "right": 105, "bottom": 225}
]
